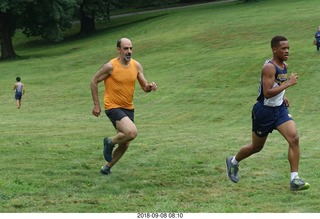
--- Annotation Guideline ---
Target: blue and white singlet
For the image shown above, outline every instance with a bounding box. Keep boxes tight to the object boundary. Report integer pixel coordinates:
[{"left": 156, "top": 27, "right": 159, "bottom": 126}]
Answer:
[{"left": 257, "top": 60, "right": 287, "bottom": 107}]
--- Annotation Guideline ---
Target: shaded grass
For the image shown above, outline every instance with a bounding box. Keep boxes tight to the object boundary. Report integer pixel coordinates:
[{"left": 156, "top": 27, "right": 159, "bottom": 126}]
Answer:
[{"left": 1, "top": 0, "right": 320, "bottom": 213}]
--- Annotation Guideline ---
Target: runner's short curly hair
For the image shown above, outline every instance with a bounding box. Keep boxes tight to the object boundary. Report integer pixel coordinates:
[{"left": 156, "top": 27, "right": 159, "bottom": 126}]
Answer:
[{"left": 271, "top": 36, "right": 287, "bottom": 48}]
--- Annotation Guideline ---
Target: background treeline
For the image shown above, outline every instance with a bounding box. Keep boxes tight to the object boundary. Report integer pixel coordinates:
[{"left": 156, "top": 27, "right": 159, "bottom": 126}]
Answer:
[{"left": 0, "top": 0, "right": 255, "bottom": 60}]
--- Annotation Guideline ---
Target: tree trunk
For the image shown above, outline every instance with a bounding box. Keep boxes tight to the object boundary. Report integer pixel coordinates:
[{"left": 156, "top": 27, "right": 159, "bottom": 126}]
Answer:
[
  {"left": 0, "top": 11, "right": 17, "bottom": 60},
  {"left": 79, "top": 4, "right": 96, "bottom": 35}
]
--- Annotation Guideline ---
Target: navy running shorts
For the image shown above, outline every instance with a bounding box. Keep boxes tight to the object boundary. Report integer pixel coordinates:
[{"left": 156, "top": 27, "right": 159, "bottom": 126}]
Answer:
[
  {"left": 252, "top": 101, "right": 293, "bottom": 137},
  {"left": 15, "top": 92, "right": 22, "bottom": 100},
  {"left": 105, "top": 108, "right": 134, "bottom": 129}
]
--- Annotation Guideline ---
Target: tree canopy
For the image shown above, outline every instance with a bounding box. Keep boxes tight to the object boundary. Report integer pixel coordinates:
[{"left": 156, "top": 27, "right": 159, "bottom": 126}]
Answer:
[
  {"left": 0, "top": 0, "right": 76, "bottom": 59},
  {"left": 0, "top": 0, "right": 243, "bottom": 60}
]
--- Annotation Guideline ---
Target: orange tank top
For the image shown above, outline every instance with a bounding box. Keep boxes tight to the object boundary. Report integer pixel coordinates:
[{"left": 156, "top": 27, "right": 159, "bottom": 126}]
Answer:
[{"left": 104, "top": 58, "right": 138, "bottom": 110}]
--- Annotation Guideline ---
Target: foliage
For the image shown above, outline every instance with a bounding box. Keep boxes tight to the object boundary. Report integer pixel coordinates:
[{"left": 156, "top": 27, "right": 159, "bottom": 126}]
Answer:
[
  {"left": 0, "top": 0, "right": 77, "bottom": 59},
  {"left": 20, "top": 0, "right": 76, "bottom": 42},
  {"left": 0, "top": 0, "right": 26, "bottom": 59},
  {"left": 0, "top": 1, "right": 20, "bottom": 37},
  {"left": 0, "top": 0, "right": 212, "bottom": 59},
  {"left": 77, "top": 0, "right": 117, "bottom": 34},
  {"left": 78, "top": 0, "right": 111, "bottom": 22}
]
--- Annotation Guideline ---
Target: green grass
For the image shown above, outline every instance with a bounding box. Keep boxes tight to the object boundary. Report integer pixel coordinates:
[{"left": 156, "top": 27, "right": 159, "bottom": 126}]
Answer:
[{"left": 1, "top": 0, "right": 320, "bottom": 213}]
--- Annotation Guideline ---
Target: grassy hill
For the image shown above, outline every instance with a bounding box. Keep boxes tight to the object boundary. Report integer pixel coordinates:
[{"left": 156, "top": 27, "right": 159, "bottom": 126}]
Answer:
[{"left": 1, "top": 0, "right": 320, "bottom": 213}]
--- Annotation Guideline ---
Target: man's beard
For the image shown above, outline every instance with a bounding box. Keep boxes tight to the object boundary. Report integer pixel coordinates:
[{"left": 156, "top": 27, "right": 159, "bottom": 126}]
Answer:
[{"left": 124, "top": 54, "right": 131, "bottom": 61}]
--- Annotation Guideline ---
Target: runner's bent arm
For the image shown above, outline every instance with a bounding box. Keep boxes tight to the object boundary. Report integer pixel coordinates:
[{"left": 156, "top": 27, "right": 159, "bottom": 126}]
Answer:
[
  {"left": 262, "top": 63, "right": 296, "bottom": 99},
  {"left": 90, "top": 62, "right": 112, "bottom": 116},
  {"left": 136, "top": 61, "right": 157, "bottom": 92}
]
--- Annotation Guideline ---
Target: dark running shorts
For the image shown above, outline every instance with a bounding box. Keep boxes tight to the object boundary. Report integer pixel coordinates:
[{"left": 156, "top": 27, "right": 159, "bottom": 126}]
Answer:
[
  {"left": 252, "top": 101, "right": 293, "bottom": 137},
  {"left": 15, "top": 92, "right": 22, "bottom": 100},
  {"left": 105, "top": 108, "right": 134, "bottom": 129}
]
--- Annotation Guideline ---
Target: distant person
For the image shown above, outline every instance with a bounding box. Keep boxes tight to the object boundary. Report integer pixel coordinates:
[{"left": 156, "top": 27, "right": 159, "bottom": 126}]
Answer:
[
  {"left": 13, "top": 77, "right": 25, "bottom": 109},
  {"left": 90, "top": 37, "right": 157, "bottom": 175},
  {"left": 314, "top": 26, "right": 320, "bottom": 52},
  {"left": 226, "top": 36, "right": 310, "bottom": 191}
]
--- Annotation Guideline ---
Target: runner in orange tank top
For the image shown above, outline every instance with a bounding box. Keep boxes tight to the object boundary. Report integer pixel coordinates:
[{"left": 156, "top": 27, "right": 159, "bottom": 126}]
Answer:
[
  {"left": 90, "top": 38, "right": 157, "bottom": 175},
  {"left": 103, "top": 57, "right": 138, "bottom": 110}
]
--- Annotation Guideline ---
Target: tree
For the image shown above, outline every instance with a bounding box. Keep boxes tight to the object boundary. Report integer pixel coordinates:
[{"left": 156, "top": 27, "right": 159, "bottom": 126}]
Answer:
[
  {"left": 78, "top": 0, "right": 98, "bottom": 34},
  {"left": 0, "top": 0, "right": 76, "bottom": 60},
  {"left": 0, "top": 1, "right": 21, "bottom": 59},
  {"left": 78, "top": 0, "right": 119, "bottom": 35},
  {"left": 77, "top": 0, "right": 180, "bottom": 35},
  {"left": 21, "top": 0, "right": 77, "bottom": 42}
]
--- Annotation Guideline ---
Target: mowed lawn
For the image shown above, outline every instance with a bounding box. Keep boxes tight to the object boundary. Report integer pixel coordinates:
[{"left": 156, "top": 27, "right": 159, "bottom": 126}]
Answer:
[{"left": 0, "top": 0, "right": 320, "bottom": 213}]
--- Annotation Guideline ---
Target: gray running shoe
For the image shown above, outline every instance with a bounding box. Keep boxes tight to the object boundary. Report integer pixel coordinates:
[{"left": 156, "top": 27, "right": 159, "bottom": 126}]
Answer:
[
  {"left": 290, "top": 177, "right": 310, "bottom": 191},
  {"left": 226, "top": 156, "right": 239, "bottom": 183},
  {"left": 103, "top": 137, "right": 114, "bottom": 162},
  {"left": 100, "top": 166, "right": 112, "bottom": 175}
]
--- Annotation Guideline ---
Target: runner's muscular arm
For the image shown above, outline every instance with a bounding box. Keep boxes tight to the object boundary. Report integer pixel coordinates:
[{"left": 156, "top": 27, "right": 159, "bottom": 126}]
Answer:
[
  {"left": 90, "top": 62, "right": 112, "bottom": 117},
  {"left": 262, "top": 63, "right": 297, "bottom": 99},
  {"left": 136, "top": 61, "right": 157, "bottom": 92}
]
